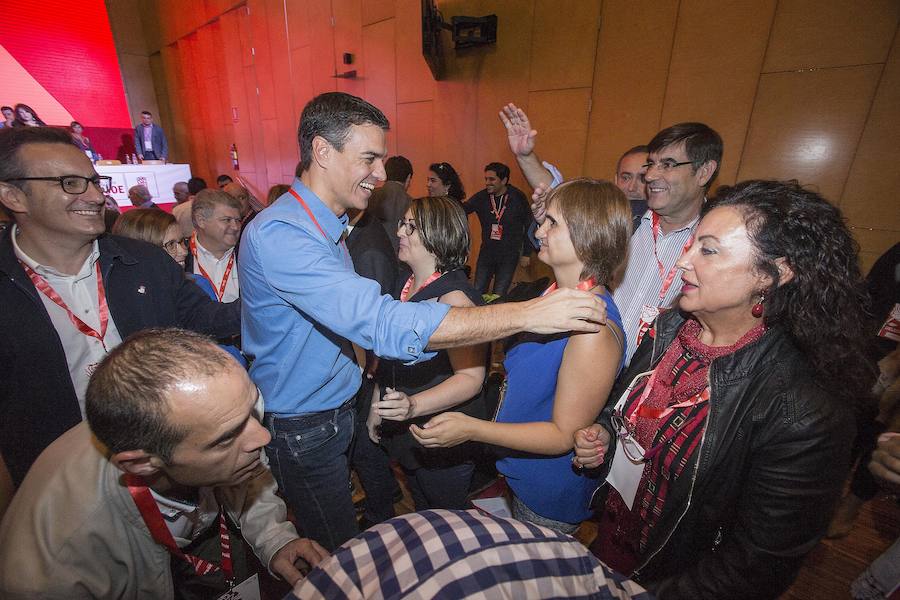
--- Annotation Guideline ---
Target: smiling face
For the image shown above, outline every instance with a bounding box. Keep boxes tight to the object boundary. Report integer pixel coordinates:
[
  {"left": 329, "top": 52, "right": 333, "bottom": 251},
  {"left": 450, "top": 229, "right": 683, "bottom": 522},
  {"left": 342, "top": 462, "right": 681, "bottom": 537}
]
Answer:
[
  {"left": 534, "top": 200, "right": 581, "bottom": 275},
  {"left": 484, "top": 170, "right": 508, "bottom": 196},
  {"left": 17, "top": 106, "right": 34, "bottom": 121},
  {"left": 677, "top": 206, "right": 770, "bottom": 322},
  {"left": 161, "top": 364, "right": 270, "bottom": 488},
  {"left": 397, "top": 208, "right": 435, "bottom": 270},
  {"left": 196, "top": 203, "right": 241, "bottom": 253},
  {"left": 615, "top": 152, "right": 647, "bottom": 202},
  {"left": 426, "top": 171, "right": 449, "bottom": 197},
  {"left": 645, "top": 142, "right": 711, "bottom": 224},
  {"left": 2, "top": 143, "right": 106, "bottom": 243},
  {"left": 318, "top": 123, "right": 386, "bottom": 215}
]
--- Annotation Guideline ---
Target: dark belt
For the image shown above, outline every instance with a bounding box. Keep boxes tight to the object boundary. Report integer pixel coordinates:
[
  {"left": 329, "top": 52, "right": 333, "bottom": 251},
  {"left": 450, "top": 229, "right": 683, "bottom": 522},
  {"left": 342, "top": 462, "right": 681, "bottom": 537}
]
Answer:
[{"left": 263, "top": 397, "right": 356, "bottom": 433}]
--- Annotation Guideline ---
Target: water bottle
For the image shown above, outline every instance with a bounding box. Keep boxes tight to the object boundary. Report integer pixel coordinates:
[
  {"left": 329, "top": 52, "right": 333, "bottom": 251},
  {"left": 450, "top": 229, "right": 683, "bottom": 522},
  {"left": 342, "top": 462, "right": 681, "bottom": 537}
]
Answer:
[
  {"left": 133, "top": 153, "right": 139, "bottom": 164},
  {"left": 126, "top": 154, "right": 132, "bottom": 164}
]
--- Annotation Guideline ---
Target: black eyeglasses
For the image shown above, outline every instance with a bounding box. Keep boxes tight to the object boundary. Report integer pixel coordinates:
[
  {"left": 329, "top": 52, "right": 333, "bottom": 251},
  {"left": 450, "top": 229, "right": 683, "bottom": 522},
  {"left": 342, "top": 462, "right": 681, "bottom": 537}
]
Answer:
[
  {"left": 163, "top": 237, "right": 190, "bottom": 253},
  {"left": 397, "top": 218, "right": 417, "bottom": 236},
  {"left": 643, "top": 160, "right": 693, "bottom": 173},
  {"left": 2, "top": 175, "right": 112, "bottom": 195}
]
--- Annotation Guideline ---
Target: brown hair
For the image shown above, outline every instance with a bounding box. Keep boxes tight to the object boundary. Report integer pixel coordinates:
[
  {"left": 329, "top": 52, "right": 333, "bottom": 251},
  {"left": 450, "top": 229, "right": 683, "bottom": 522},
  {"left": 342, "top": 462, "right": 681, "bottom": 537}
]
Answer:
[
  {"left": 191, "top": 188, "right": 242, "bottom": 227},
  {"left": 410, "top": 195, "right": 470, "bottom": 272},
  {"left": 266, "top": 184, "right": 291, "bottom": 206},
  {"left": 86, "top": 328, "right": 235, "bottom": 463},
  {"left": 545, "top": 178, "right": 631, "bottom": 285},
  {"left": 111, "top": 208, "right": 176, "bottom": 247}
]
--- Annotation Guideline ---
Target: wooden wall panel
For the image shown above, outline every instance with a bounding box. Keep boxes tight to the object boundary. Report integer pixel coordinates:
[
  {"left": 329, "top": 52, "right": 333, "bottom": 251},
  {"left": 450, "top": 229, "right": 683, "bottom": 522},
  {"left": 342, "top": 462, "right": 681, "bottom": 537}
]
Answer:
[
  {"left": 583, "top": 0, "right": 679, "bottom": 180},
  {"left": 285, "top": 0, "right": 311, "bottom": 49},
  {"left": 763, "top": 0, "right": 899, "bottom": 72},
  {"left": 396, "top": 101, "right": 434, "bottom": 198},
  {"left": 660, "top": 0, "right": 775, "bottom": 187},
  {"left": 137, "top": 0, "right": 898, "bottom": 273},
  {"left": 362, "top": 0, "right": 394, "bottom": 25},
  {"left": 470, "top": 0, "right": 535, "bottom": 198},
  {"left": 526, "top": 88, "right": 592, "bottom": 186},
  {"left": 841, "top": 33, "right": 900, "bottom": 267},
  {"left": 308, "top": 0, "right": 338, "bottom": 95},
  {"left": 529, "top": 0, "right": 600, "bottom": 91},
  {"left": 363, "top": 19, "right": 398, "bottom": 156},
  {"left": 395, "top": 0, "right": 434, "bottom": 103},
  {"left": 332, "top": 0, "right": 365, "bottom": 97},
  {"left": 737, "top": 65, "right": 882, "bottom": 203}
]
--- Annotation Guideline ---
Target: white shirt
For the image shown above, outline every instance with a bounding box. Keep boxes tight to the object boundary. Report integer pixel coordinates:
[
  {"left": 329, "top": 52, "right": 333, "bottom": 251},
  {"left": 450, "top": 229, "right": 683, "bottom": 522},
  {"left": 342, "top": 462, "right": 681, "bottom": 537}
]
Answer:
[
  {"left": 12, "top": 227, "right": 124, "bottom": 417},
  {"left": 150, "top": 487, "right": 219, "bottom": 547},
  {"left": 192, "top": 238, "right": 240, "bottom": 303},
  {"left": 612, "top": 212, "right": 699, "bottom": 364}
]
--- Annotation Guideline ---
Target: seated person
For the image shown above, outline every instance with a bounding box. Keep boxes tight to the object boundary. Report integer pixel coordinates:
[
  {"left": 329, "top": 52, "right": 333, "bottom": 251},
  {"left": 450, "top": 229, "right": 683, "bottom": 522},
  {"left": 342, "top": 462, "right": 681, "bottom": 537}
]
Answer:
[
  {"left": 573, "top": 180, "right": 873, "bottom": 599},
  {"left": 291, "top": 509, "right": 654, "bottom": 600},
  {"left": 369, "top": 195, "right": 487, "bottom": 512},
  {"left": 412, "top": 179, "right": 630, "bottom": 534},
  {"left": 0, "top": 329, "right": 327, "bottom": 599}
]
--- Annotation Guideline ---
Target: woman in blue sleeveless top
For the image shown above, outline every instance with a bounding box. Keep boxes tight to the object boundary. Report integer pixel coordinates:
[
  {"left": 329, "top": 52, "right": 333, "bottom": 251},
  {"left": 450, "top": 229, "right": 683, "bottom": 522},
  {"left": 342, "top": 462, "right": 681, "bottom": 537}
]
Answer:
[{"left": 412, "top": 178, "right": 631, "bottom": 533}]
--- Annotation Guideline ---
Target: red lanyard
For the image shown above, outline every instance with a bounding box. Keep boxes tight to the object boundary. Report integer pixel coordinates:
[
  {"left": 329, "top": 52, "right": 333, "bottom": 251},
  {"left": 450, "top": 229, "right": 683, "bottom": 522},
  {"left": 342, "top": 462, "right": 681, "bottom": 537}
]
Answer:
[
  {"left": 190, "top": 234, "right": 235, "bottom": 302},
  {"left": 125, "top": 475, "right": 233, "bottom": 584},
  {"left": 20, "top": 259, "right": 109, "bottom": 351},
  {"left": 541, "top": 276, "right": 597, "bottom": 296},
  {"left": 626, "top": 369, "right": 709, "bottom": 425},
  {"left": 289, "top": 187, "right": 350, "bottom": 263},
  {"left": 400, "top": 271, "right": 442, "bottom": 302},
  {"left": 650, "top": 213, "right": 694, "bottom": 305},
  {"left": 489, "top": 193, "right": 507, "bottom": 223}
]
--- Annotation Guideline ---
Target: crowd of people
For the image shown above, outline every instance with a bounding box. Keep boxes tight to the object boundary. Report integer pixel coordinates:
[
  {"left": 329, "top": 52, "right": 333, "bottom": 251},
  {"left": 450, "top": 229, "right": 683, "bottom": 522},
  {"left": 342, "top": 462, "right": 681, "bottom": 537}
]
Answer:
[{"left": 0, "top": 90, "right": 897, "bottom": 600}]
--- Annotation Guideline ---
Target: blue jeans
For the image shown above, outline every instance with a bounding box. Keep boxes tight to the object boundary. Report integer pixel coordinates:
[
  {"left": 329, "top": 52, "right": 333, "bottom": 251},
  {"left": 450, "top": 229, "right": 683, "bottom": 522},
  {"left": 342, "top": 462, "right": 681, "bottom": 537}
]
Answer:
[
  {"left": 263, "top": 403, "right": 359, "bottom": 551},
  {"left": 474, "top": 251, "right": 519, "bottom": 297},
  {"left": 405, "top": 461, "right": 474, "bottom": 511}
]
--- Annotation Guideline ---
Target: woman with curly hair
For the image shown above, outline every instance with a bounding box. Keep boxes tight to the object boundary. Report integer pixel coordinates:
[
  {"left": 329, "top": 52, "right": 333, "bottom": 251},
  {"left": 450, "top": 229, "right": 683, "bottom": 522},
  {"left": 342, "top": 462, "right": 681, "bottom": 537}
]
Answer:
[
  {"left": 573, "top": 180, "right": 874, "bottom": 599},
  {"left": 426, "top": 162, "right": 465, "bottom": 203}
]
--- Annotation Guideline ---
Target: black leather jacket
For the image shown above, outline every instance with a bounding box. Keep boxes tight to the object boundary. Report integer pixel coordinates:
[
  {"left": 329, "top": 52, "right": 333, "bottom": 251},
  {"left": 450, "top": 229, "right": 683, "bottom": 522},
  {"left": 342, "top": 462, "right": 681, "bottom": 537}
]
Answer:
[{"left": 593, "top": 310, "right": 853, "bottom": 599}]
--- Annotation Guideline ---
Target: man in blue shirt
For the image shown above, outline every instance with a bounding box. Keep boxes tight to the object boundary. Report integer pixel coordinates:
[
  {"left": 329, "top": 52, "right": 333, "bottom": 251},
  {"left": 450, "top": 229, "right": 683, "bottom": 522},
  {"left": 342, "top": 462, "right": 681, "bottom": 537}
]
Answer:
[{"left": 239, "top": 92, "right": 607, "bottom": 550}]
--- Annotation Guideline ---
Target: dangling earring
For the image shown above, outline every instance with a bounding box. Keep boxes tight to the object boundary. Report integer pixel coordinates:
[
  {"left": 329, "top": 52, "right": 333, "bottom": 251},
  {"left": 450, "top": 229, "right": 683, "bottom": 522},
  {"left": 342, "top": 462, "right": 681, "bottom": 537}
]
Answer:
[{"left": 751, "top": 291, "right": 766, "bottom": 318}]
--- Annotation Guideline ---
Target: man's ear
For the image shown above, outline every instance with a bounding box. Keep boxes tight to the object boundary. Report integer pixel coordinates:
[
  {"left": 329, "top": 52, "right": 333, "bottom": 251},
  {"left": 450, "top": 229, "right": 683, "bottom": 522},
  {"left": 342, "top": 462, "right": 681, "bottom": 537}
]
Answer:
[
  {"left": 774, "top": 256, "right": 795, "bottom": 286},
  {"left": 695, "top": 160, "right": 718, "bottom": 189},
  {"left": 110, "top": 449, "right": 164, "bottom": 477},
  {"left": 0, "top": 182, "right": 28, "bottom": 216},
  {"left": 311, "top": 136, "right": 332, "bottom": 169}
]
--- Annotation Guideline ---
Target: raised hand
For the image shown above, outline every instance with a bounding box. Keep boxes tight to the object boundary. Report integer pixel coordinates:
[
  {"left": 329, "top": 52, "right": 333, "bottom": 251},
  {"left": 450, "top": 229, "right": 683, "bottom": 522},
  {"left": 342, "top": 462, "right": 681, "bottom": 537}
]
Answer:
[{"left": 499, "top": 103, "right": 537, "bottom": 157}]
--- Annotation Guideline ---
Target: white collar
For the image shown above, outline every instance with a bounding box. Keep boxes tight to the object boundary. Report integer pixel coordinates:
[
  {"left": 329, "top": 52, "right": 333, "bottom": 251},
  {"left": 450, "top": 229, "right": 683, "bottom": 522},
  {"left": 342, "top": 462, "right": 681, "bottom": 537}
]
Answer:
[{"left": 12, "top": 225, "right": 100, "bottom": 280}]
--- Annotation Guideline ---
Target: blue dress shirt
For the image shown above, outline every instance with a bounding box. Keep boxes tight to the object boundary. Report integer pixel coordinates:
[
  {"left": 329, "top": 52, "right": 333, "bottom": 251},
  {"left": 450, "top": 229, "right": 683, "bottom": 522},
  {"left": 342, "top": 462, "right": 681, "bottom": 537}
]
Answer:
[{"left": 238, "top": 180, "right": 449, "bottom": 416}]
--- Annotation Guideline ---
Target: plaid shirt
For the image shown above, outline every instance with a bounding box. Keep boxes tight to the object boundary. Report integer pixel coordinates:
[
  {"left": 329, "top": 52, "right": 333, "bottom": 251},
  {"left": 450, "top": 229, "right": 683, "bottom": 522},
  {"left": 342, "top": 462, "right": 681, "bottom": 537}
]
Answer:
[{"left": 289, "top": 509, "right": 654, "bottom": 599}]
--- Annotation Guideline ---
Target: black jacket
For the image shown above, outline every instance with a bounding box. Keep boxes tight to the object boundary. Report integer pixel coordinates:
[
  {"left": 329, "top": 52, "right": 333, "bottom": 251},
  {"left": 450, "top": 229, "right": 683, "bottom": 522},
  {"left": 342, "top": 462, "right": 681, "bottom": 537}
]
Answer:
[
  {"left": 0, "top": 231, "right": 241, "bottom": 485},
  {"left": 594, "top": 310, "right": 853, "bottom": 600}
]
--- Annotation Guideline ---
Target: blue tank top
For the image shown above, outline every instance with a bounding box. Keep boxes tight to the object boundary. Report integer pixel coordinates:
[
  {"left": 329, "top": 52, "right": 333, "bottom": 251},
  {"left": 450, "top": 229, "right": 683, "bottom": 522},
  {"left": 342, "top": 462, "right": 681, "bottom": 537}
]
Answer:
[{"left": 496, "top": 289, "right": 625, "bottom": 524}]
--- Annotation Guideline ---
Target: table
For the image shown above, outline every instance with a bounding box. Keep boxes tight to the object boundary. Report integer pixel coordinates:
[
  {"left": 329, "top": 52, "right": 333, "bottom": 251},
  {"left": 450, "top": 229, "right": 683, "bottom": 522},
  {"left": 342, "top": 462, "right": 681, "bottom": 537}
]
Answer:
[{"left": 96, "top": 163, "right": 192, "bottom": 207}]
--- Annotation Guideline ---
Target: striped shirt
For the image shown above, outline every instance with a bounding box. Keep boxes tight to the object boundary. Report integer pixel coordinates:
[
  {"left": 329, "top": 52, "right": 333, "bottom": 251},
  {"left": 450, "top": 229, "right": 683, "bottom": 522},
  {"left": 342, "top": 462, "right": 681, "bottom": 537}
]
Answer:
[
  {"left": 290, "top": 509, "right": 654, "bottom": 599},
  {"left": 613, "top": 212, "right": 698, "bottom": 365}
]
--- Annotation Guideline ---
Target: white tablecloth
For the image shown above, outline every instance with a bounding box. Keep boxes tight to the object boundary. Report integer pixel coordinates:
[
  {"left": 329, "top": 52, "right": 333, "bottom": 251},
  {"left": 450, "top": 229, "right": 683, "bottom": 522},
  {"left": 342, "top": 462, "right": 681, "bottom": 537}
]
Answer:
[{"left": 96, "top": 163, "right": 192, "bottom": 207}]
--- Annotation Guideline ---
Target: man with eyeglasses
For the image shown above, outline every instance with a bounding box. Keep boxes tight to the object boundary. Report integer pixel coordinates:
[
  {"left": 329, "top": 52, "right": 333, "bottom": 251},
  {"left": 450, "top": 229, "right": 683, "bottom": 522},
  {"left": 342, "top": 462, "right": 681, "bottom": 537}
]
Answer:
[
  {"left": 501, "top": 104, "right": 722, "bottom": 364},
  {"left": 0, "top": 126, "right": 241, "bottom": 496},
  {"left": 187, "top": 189, "right": 243, "bottom": 303}
]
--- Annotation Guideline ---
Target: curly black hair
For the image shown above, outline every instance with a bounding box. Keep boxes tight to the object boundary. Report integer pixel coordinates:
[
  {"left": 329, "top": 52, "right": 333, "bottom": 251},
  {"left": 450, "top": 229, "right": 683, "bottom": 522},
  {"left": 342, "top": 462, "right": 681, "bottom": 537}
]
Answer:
[
  {"left": 705, "top": 180, "right": 875, "bottom": 405},
  {"left": 429, "top": 162, "right": 466, "bottom": 202}
]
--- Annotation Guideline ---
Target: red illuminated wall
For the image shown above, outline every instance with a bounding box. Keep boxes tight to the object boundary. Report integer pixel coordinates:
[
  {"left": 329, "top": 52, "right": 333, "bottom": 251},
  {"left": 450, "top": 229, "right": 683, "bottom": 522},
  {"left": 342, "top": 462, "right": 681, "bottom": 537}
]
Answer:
[{"left": 0, "top": 0, "right": 135, "bottom": 159}]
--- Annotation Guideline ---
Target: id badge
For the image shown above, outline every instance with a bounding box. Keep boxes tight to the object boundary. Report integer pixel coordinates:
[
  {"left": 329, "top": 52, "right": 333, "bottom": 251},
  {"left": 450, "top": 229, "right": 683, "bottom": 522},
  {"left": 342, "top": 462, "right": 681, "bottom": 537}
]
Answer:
[
  {"left": 635, "top": 304, "right": 660, "bottom": 347},
  {"left": 877, "top": 303, "right": 900, "bottom": 342},
  {"left": 216, "top": 573, "right": 260, "bottom": 600},
  {"left": 490, "top": 223, "right": 503, "bottom": 240},
  {"left": 608, "top": 438, "right": 645, "bottom": 510}
]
